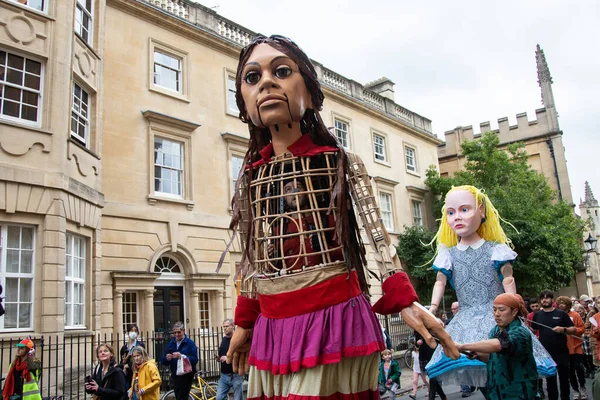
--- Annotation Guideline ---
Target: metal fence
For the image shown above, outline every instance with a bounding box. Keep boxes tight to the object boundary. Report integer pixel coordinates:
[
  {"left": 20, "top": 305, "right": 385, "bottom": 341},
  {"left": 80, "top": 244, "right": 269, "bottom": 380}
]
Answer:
[{"left": 0, "top": 317, "right": 411, "bottom": 399}]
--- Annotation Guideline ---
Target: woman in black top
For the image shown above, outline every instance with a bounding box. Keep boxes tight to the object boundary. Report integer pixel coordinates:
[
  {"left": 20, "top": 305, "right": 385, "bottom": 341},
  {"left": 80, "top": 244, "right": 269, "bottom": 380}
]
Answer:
[
  {"left": 119, "top": 324, "right": 145, "bottom": 389},
  {"left": 85, "top": 343, "right": 128, "bottom": 400}
]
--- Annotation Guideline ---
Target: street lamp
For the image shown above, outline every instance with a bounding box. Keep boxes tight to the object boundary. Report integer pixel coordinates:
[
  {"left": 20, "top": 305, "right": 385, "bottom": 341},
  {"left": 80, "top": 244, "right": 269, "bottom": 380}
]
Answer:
[{"left": 584, "top": 233, "right": 598, "bottom": 253}]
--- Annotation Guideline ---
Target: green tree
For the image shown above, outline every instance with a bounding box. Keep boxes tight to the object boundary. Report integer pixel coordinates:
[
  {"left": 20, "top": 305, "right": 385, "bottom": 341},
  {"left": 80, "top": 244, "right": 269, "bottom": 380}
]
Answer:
[{"left": 397, "top": 132, "right": 585, "bottom": 299}]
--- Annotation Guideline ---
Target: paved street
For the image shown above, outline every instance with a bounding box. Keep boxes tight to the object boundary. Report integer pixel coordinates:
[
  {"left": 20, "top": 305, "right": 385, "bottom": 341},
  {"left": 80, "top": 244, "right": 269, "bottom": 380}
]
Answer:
[{"left": 393, "top": 365, "right": 595, "bottom": 400}]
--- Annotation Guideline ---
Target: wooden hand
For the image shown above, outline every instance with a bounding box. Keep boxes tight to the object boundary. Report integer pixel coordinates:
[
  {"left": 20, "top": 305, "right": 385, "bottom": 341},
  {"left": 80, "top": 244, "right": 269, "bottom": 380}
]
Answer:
[
  {"left": 226, "top": 326, "right": 252, "bottom": 376},
  {"left": 401, "top": 302, "right": 460, "bottom": 360}
]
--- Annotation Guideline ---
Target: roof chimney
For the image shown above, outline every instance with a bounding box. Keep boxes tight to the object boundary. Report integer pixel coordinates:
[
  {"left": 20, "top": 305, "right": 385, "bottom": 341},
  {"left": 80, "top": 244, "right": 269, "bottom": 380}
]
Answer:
[{"left": 365, "top": 77, "right": 395, "bottom": 101}]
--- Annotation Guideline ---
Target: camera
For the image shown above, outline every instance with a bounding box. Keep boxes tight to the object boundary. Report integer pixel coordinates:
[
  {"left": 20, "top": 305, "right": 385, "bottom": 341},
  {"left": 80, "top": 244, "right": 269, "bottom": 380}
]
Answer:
[{"left": 85, "top": 375, "right": 93, "bottom": 384}]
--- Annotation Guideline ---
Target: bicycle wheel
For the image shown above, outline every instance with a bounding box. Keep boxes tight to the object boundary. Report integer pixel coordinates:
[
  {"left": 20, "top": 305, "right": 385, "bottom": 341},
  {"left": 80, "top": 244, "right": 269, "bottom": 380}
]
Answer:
[
  {"left": 203, "top": 381, "right": 219, "bottom": 400},
  {"left": 161, "top": 389, "right": 195, "bottom": 400},
  {"left": 404, "top": 348, "right": 414, "bottom": 369}
]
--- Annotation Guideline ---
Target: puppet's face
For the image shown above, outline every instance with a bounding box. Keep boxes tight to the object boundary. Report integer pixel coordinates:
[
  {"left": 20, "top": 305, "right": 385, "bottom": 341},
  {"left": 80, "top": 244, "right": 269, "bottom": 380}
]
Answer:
[
  {"left": 445, "top": 189, "right": 484, "bottom": 239},
  {"left": 240, "top": 43, "right": 312, "bottom": 128}
]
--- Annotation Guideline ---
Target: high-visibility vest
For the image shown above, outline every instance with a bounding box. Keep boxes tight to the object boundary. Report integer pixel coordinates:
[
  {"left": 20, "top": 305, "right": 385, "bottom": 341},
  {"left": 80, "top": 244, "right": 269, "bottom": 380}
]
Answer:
[{"left": 7, "top": 363, "right": 42, "bottom": 400}]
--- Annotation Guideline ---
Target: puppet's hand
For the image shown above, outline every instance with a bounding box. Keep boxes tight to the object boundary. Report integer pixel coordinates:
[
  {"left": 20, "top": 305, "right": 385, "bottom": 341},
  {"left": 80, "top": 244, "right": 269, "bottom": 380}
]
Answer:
[
  {"left": 226, "top": 327, "right": 252, "bottom": 376},
  {"left": 401, "top": 302, "right": 460, "bottom": 360}
]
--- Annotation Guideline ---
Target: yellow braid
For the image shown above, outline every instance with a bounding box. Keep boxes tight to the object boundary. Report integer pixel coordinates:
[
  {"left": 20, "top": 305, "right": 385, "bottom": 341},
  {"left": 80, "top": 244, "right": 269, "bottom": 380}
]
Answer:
[{"left": 433, "top": 185, "right": 513, "bottom": 248}]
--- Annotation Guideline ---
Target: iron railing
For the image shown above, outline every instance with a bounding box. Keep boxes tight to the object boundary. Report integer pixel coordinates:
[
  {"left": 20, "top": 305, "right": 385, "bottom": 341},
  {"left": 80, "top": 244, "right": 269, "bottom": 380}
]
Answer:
[{"left": 1, "top": 318, "right": 410, "bottom": 399}]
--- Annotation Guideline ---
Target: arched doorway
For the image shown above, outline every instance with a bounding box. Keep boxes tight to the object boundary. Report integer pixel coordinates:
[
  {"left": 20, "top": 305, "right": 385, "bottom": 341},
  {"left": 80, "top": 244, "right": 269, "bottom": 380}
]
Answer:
[{"left": 153, "top": 255, "right": 185, "bottom": 333}]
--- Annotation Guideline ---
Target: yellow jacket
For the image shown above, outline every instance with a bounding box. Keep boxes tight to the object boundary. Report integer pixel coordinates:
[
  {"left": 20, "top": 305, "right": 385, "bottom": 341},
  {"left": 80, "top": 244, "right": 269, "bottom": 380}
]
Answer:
[{"left": 131, "top": 360, "right": 162, "bottom": 400}]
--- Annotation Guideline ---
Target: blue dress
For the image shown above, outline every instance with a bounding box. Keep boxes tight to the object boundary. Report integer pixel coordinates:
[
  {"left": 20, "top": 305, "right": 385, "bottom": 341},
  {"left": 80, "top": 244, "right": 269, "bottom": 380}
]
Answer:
[{"left": 425, "top": 239, "right": 556, "bottom": 387}]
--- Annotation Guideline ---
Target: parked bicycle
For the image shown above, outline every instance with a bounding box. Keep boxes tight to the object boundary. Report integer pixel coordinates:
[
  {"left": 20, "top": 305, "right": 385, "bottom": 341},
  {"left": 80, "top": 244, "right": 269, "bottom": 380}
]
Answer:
[
  {"left": 403, "top": 335, "right": 416, "bottom": 369},
  {"left": 161, "top": 371, "right": 218, "bottom": 400}
]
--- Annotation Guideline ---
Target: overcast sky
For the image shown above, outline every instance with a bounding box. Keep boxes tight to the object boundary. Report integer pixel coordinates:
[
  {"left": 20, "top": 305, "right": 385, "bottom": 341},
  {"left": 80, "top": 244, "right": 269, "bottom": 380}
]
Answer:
[{"left": 201, "top": 0, "right": 600, "bottom": 214}]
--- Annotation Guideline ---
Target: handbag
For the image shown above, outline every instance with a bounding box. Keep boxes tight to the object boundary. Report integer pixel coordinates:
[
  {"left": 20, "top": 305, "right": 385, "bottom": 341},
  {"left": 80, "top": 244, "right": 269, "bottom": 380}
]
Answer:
[{"left": 176, "top": 355, "right": 192, "bottom": 376}]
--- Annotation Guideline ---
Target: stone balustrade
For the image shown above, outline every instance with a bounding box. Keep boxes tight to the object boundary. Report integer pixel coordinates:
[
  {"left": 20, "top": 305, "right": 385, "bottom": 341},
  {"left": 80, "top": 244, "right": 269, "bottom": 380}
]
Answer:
[
  {"left": 140, "top": 0, "right": 434, "bottom": 135},
  {"left": 143, "top": 0, "right": 189, "bottom": 19}
]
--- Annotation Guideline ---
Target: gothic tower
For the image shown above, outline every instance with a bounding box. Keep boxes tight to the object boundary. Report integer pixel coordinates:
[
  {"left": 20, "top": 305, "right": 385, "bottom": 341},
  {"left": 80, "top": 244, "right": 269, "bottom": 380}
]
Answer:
[
  {"left": 580, "top": 181, "right": 600, "bottom": 234},
  {"left": 536, "top": 44, "right": 560, "bottom": 132}
]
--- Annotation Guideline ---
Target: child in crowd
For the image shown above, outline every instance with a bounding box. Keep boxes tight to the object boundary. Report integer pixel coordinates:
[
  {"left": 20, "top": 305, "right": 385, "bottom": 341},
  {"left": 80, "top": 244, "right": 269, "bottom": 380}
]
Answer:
[
  {"left": 378, "top": 349, "right": 401, "bottom": 397},
  {"left": 129, "top": 346, "right": 161, "bottom": 400},
  {"left": 410, "top": 344, "right": 429, "bottom": 400}
]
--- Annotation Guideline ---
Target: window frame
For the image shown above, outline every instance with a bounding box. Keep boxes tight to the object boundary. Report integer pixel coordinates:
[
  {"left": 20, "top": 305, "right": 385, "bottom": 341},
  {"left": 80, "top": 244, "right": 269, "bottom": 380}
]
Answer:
[
  {"left": 75, "top": 0, "right": 94, "bottom": 46},
  {"left": 221, "top": 132, "right": 250, "bottom": 212},
  {"left": 148, "top": 39, "right": 189, "bottom": 102},
  {"left": 371, "top": 130, "right": 389, "bottom": 165},
  {"left": 0, "top": 49, "right": 44, "bottom": 127},
  {"left": 65, "top": 233, "right": 86, "bottom": 329},
  {"left": 379, "top": 191, "right": 394, "bottom": 232},
  {"left": 70, "top": 81, "right": 90, "bottom": 147},
  {"left": 412, "top": 200, "right": 423, "bottom": 227},
  {"left": 153, "top": 136, "right": 185, "bottom": 199},
  {"left": 198, "top": 292, "right": 211, "bottom": 330},
  {"left": 122, "top": 291, "right": 139, "bottom": 335},
  {"left": 143, "top": 111, "right": 198, "bottom": 209},
  {"left": 0, "top": 224, "right": 36, "bottom": 332},
  {"left": 404, "top": 144, "right": 418, "bottom": 174},
  {"left": 224, "top": 69, "right": 239, "bottom": 117},
  {"left": 332, "top": 117, "right": 351, "bottom": 151}
]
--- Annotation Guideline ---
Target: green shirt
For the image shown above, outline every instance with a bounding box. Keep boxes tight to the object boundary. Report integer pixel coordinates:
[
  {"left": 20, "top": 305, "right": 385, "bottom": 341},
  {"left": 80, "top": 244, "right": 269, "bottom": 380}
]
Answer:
[{"left": 487, "top": 319, "right": 538, "bottom": 400}]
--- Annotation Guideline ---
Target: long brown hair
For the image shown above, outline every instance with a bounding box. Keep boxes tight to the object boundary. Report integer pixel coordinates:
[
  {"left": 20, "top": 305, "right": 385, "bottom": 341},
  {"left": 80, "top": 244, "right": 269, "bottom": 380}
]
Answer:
[{"left": 230, "top": 35, "right": 368, "bottom": 293}]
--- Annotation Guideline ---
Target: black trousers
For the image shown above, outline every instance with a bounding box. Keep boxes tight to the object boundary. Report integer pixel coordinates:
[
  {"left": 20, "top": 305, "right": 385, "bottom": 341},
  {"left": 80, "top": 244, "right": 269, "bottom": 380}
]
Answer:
[
  {"left": 173, "top": 372, "right": 194, "bottom": 400},
  {"left": 546, "top": 351, "right": 570, "bottom": 400},
  {"left": 569, "top": 353, "right": 586, "bottom": 391},
  {"left": 421, "top": 360, "right": 446, "bottom": 400}
]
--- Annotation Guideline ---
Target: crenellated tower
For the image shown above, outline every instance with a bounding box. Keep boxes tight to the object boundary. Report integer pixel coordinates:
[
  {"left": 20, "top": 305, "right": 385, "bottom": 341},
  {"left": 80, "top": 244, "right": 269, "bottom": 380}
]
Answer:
[{"left": 438, "top": 45, "right": 573, "bottom": 204}]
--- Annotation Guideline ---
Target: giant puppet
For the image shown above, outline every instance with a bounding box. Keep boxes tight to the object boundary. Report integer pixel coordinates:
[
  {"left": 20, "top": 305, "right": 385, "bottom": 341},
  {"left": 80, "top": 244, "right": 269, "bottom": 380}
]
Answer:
[
  {"left": 425, "top": 185, "right": 556, "bottom": 389},
  {"left": 221, "top": 35, "right": 459, "bottom": 400}
]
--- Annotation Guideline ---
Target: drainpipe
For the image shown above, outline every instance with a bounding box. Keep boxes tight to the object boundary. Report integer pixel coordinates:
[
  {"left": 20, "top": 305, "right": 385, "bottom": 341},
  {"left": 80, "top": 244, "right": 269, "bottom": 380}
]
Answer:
[{"left": 546, "top": 138, "right": 563, "bottom": 201}]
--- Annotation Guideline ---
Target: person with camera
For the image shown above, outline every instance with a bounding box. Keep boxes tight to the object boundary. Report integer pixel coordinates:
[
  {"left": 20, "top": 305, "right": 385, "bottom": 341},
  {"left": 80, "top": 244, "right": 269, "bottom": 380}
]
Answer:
[
  {"left": 119, "top": 325, "right": 145, "bottom": 390},
  {"left": 85, "top": 343, "right": 128, "bottom": 400},
  {"left": 2, "top": 339, "right": 41, "bottom": 400}
]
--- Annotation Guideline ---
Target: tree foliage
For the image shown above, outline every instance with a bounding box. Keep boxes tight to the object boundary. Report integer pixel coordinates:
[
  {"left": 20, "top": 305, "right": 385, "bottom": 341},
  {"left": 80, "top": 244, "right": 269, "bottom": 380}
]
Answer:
[{"left": 397, "top": 132, "right": 585, "bottom": 299}]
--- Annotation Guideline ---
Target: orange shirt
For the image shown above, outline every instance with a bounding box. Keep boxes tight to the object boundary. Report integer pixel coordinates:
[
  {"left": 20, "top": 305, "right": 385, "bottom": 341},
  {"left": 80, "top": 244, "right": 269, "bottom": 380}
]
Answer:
[
  {"left": 591, "top": 313, "right": 600, "bottom": 363},
  {"left": 567, "top": 310, "right": 585, "bottom": 354}
]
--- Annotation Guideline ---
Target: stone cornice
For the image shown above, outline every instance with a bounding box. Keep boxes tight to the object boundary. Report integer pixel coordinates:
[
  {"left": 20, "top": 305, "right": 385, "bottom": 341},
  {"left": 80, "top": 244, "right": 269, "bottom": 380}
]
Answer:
[
  {"left": 372, "top": 176, "right": 400, "bottom": 187},
  {"left": 323, "top": 87, "right": 443, "bottom": 146},
  {"left": 141, "top": 110, "right": 201, "bottom": 132},
  {"left": 221, "top": 132, "right": 249, "bottom": 147}
]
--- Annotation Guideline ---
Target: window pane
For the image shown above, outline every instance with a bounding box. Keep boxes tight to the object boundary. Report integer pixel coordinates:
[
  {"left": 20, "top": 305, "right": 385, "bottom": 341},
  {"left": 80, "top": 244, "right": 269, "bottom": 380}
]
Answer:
[
  {"left": 22, "top": 227, "right": 33, "bottom": 249},
  {"left": 22, "top": 91, "right": 38, "bottom": 106},
  {"left": 4, "top": 304, "right": 17, "bottom": 329},
  {"left": 25, "top": 59, "right": 41, "bottom": 75},
  {"left": 7, "top": 54, "right": 24, "bottom": 70},
  {"left": 20, "top": 250, "right": 32, "bottom": 273},
  {"left": 7, "top": 226, "right": 20, "bottom": 248},
  {"left": 66, "top": 255, "right": 72, "bottom": 277},
  {"left": 19, "top": 279, "right": 32, "bottom": 302},
  {"left": 6, "top": 250, "right": 19, "bottom": 273},
  {"left": 24, "top": 74, "right": 41, "bottom": 91},
  {"left": 5, "top": 278, "right": 18, "bottom": 302},
  {"left": 18, "top": 304, "right": 31, "bottom": 328},
  {"left": 6, "top": 68, "right": 23, "bottom": 85}
]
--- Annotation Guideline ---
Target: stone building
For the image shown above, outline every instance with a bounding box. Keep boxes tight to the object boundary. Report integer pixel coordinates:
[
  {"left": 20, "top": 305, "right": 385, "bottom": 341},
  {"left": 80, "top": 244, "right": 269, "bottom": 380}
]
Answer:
[
  {"left": 0, "top": 0, "right": 442, "bottom": 343},
  {"left": 580, "top": 182, "right": 600, "bottom": 295},
  {"left": 437, "top": 45, "right": 589, "bottom": 296},
  {"left": 438, "top": 45, "right": 573, "bottom": 204}
]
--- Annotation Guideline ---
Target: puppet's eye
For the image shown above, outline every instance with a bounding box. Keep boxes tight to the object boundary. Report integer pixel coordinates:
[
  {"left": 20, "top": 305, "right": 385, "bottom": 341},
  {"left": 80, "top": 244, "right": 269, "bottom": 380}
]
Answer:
[
  {"left": 244, "top": 71, "right": 260, "bottom": 85},
  {"left": 274, "top": 66, "right": 292, "bottom": 78},
  {"left": 447, "top": 210, "right": 454, "bottom": 216},
  {"left": 461, "top": 207, "right": 468, "bottom": 212}
]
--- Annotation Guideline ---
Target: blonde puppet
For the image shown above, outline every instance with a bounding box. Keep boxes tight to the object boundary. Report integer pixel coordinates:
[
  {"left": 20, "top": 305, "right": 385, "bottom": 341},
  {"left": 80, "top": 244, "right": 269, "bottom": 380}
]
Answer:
[{"left": 425, "top": 185, "right": 555, "bottom": 388}]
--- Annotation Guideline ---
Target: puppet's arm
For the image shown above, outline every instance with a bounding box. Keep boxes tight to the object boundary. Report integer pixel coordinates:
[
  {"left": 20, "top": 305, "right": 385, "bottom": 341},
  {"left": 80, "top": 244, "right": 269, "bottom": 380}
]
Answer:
[
  {"left": 500, "top": 263, "right": 516, "bottom": 294},
  {"left": 347, "top": 153, "right": 459, "bottom": 359},
  {"left": 429, "top": 272, "right": 447, "bottom": 316}
]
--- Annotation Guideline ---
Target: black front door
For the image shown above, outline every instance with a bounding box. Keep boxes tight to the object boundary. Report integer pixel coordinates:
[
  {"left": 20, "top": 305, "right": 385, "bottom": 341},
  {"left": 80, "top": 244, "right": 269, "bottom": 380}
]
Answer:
[{"left": 153, "top": 286, "right": 184, "bottom": 332}]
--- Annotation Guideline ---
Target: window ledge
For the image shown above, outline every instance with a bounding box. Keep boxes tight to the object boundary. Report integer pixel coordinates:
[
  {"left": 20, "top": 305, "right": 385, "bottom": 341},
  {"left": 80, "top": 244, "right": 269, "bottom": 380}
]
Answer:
[
  {"left": 147, "top": 194, "right": 195, "bottom": 210},
  {"left": 68, "top": 137, "right": 101, "bottom": 160},
  {"left": 406, "top": 169, "right": 420, "bottom": 177},
  {"left": 226, "top": 110, "right": 240, "bottom": 118},
  {"left": 374, "top": 159, "right": 391, "bottom": 168},
  {"left": 149, "top": 86, "right": 190, "bottom": 103},
  {"left": 0, "top": 118, "right": 50, "bottom": 135},
  {"left": 64, "top": 329, "right": 94, "bottom": 337}
]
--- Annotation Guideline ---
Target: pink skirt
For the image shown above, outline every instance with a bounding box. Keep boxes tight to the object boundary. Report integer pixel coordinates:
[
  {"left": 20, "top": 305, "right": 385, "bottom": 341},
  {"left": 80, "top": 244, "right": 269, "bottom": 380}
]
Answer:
[{"left": 249, "top": 294, "right": 385, "bottom": 375}]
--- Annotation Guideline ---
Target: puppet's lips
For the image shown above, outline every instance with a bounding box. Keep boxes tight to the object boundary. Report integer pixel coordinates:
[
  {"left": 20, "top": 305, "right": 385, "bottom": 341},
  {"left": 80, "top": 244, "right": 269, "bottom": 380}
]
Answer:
[
  {"left": 258, "top": 94, "right": 287, "bottom": 107},
  {"left": 454, "top": 224, "right": 465, "bottom": 229}
]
